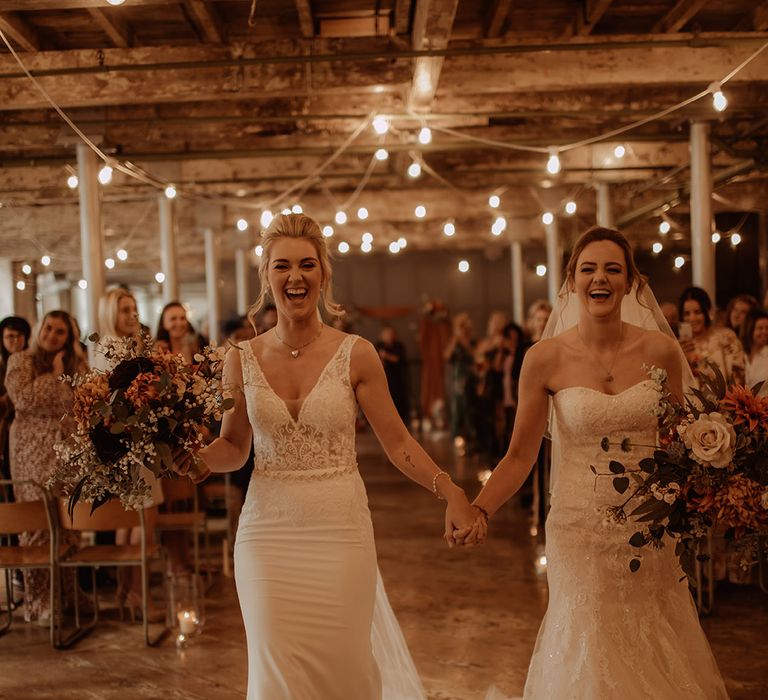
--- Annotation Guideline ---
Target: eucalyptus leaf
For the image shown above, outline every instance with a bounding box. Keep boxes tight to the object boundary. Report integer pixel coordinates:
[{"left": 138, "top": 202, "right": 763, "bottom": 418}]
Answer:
[
  {"left": 600, "top": 437, "right": 610, "bottom": 452},
  {"left": 110, "top": 421, "right": 126, "bottom": 434},
  {"left": 629, "top": 558, "right": 641, "bottom": 573},
  {"left": 609, "top": 461, "right": 625, "bottom": 474},
  {"left": 629, "top": 532, "right": 646, "bottom": 548},
  {"left": 639, "top": 458, "right": 656, "bottom": 474},
  {"left": 612, "top": 476, "right": 630, "bottom": 494}
]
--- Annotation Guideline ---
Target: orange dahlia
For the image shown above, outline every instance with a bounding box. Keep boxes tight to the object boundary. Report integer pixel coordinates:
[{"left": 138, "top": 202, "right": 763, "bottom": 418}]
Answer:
[
  {"left": 689, "top": 474, "right": 768, "bottom": 534},
  {"left": 720, "top": 384, "right": 768, "bottom": 433}
]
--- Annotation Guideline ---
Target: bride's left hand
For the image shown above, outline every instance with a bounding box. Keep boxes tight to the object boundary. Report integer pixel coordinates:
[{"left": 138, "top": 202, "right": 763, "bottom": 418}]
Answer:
[{"left": 444, "top": 494, "right": 487, "bottom": 548}]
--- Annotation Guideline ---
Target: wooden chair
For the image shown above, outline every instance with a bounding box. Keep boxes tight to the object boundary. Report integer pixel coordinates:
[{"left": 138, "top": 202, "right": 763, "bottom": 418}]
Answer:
[
  {"left": 0, "top": 479, "right": 65, "bottom": 648},
  {"left": 56, "top": 498, "right": 170, "bottom": 647},
  {"left": 200, "top": 474, "right": 234, "bottom": 579}
]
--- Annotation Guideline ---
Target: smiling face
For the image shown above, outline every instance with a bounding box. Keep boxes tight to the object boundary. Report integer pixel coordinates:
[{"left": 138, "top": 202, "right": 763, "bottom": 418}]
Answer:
[
  {"left": 729, "top": 300, "right": 751, "bottom": 330},
  {"left": 115, "top": 295, "right": 139, "bottom": 337},
  {"left": 2, "top": 327, "right": 26, "bottom": 355},
  {"left": 753, "top": 318, "right": 768, "bottom": 350},
  {"left": 162, "top": 305, "right": 189, "bottom": 341},
  {"left": 682, "top": 299, "right": 707, "bottom": 336},
  {"left": 571, "top": 240, "right": 630, "bottom": 319},
  {"left": 266, "top": 238, "right": 323, "bottom": 321},
  {"left": 38, "top": 316, "right": 70, "bottom": 354}
]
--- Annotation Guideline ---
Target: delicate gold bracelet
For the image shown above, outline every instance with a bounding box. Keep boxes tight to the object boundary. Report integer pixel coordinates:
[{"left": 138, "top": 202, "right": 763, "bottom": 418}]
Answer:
[
  {"left": 472, "top": 504, "right": 490, "bottom": 522},
  {"left": 431, "top": 470, "right": 452, "bottom": 500}
]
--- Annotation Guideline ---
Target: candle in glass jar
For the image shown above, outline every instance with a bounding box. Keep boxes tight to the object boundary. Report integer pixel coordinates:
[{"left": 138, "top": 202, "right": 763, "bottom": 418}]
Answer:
[{"left": 177, "top": 610, "right": 197, "bottom": 635}]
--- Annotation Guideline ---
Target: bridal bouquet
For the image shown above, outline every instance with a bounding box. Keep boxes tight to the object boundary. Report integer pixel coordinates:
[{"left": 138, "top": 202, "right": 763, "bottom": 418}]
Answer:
[
  {"left": 597, "top": 364, "right": 768, "bottom": 578},
  {"left": 50, "top": 331, "right": 233, "bottom": 513}
]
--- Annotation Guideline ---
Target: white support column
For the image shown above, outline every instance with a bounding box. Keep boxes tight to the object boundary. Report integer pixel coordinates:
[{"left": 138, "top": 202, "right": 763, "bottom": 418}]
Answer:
[
  {"left": 204, "top": 227, "right": 221, "bottom": 345},
  {"left": 690, "top": 121, "right": 716, "bottom": 301},
  {"left": 510, "top": 241, "right": 525, "bottom": 325},
  {"left": 234, "top": 248, "right": 250, "bottom": 316},
  {"left": 0, "top": 258, "right": 14, "bottom": 318},
  {"left": 595, "top": 182, "right": 615, "bottom": 228},
  {"left": 77, "top": 144, "right": 105, "bottom": 336},
  {"left": 159, "top": 193, "right": 179, "bottom": 303},
  {"left": 544, "top": 217, "right": 562, "bottom": 305}
]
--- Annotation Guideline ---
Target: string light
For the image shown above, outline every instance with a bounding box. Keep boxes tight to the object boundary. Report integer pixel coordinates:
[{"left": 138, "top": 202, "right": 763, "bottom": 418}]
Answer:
[
  {"left": 21, "top": 263, "right": 32, "bottom": 275},
  {"left": 375, "top": 148, "right": 389, "bottom": 161},
  {"left": 78, "top": 279, "right": 87, "bottom": 290},
  {"left": 117, "top": 248, "right": 128, "bottom": 261},
  {"left": 488, "top": 194, "right": 500, "bottom": 208},
  {"left": 710, "top": 83, "right": 728, "bottom": 112},
  {"left": 418, "top": 127, "right": 432, "bottom": 145},
  {"left": 104, "top": 257, "right": 115, "bottom": 269},
  {"left": 41, "top": 255, "right": 51, "bottom": 266},
  {"left": 491, "top": 216, "right": 507, "bottom": 236},
  {"left": 338, "top": 241, "right": 350, "bottom": 254},
  {"left": 67, "top": 174, "right": 79, "bottom": 189},
  {"left": 541, "top": 212, "right": 554, "bottom": 226},
  {"left": 357, "top": 207, "right": 369, "bottom": 220},
  {"left": 291, "top": 204, "right": 303, "bottom": 214},
  {"left": 236, "top": 218, "right": 249, "bottom": 232},
  {"left": 652, "top": 242, "right": 663, "bottom": 254},
  {"left": 414, "top": 205, "right": 426, "bottom": 219},
  {"left": 335, "top": 211, "right": 347, "bottom": 225},
  {"left": 458, "top": 260, "right": 470, "bottom": 273},
  {"left": 164, "top": 185, "right": 177, "bottom": 199},
  {"left": 372, "top": 116, "right": 390, "bottom": 135},
  {"left": 731, "top": 232, "right": 742, "bottom": 246},
  {"left": 397, "top": 237, "right": 407, "bottom": 249},
  {"left": 155, "top": 272, "right": 166, "bottom": 283},
  {"left": 711, "top": 232, "right": 721, "bottom": 244},
  {"left": 260, "top": 210, "right": 274, "bottom": 229},
  {"left": 106, "top": 0, "right": 126, "bottom": 5},
  {"left": 362, "top": 232, "right": 373, "bottom": 244},
  {"left": 659, "top": 221, "right": 671, "bottom": 235},
  {"left": 613, "top": 144, "right": 626, "bottom": 159},
  {"left": 443, "top": 222, "right": 455, "bottom": 237},
  {"left": 674, "top": 256, "right": 685, "bottom": 269},
  {"left": 565, "top": 201, "right": 577, "bottom": 215},
  {"left": 388, "top": 241, "right": 400, "bottom": 254},
  {"left": 254, "top": 245, "right": 264, "bottom": 257},
  {"left": 407, "top": 162, "right": 422, "bottom": 178},
  {"left": 281, "top": 208, "right": 292, "bottom": 215},
  {"left": 536, "top": 264, "right": 547, "bottom": 277},
  {"left": 322, "top": 225, "right": 334, "bottom": 237},
  {"left": 97, "top": 165, "right": 113, "bottom": 185},
  {"left": 546, "top": 148, "right": 561, "bottom": 175},
  {"left": 16, "top": 280, "right": 25, "bottom": 291},
  {"left": 361, "top": 241, "right": 372, "bottom": 253}
]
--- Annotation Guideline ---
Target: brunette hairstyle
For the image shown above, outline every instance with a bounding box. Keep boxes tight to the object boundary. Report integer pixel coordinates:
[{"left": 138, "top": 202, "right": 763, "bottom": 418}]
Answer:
[
  {"left": 0, "top": 315, "right": 32, "bottom": 364},
  {"left": 247, "top": 213, "right": 344, "bottom": 327},
  {"left": 740, "top": 309, "right": 768, "bottom": 356},
  {"left": 678, "top": 286, "right": 712, "bottom": 329},
  {"left": 564, "top": 226, "right": 647, "bottom": 301},
  {"left": 155, "top": 301, "right": 193, "bottom": 343},
  {"left": 29, "top": 310, "right": 86, "bottom": 377},
  {"left": 724, "top": 294, "right": 758, "bottom": 332}
]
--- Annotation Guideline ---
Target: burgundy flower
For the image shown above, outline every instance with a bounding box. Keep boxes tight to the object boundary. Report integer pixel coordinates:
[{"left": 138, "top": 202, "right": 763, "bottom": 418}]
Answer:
[{"left": 108, "top": 357, "right": 155, "bottom": 390}]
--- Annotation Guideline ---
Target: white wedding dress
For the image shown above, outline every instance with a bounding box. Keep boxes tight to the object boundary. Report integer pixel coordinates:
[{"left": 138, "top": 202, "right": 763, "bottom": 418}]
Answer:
[
  {"left": 234, "top": 334, "right": 425, "bottom": 700},
  {"left": 520, "top": 379, "right": 728, "bottom": 699}
]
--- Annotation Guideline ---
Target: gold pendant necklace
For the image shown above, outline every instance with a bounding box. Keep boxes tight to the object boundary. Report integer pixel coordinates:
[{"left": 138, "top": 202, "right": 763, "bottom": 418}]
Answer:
[
  {"left": 274, "top": 324, "right": 324, "bottom": 359},
  {"left": 577, "top": 324, "right": 624, "bottom": 383}
]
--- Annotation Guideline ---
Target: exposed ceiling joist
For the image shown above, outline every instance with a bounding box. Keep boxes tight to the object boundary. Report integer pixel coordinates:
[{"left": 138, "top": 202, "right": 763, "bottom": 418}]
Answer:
[
  {"left": 294, "top": 0, "right": 314, "bottom": 39},
  {"left": 575, "top": 0, "right": 615, "bottom": 36},
  {"left": 183, "top": 0, "right": 226, "bottom": 44},
  {"left": 0, "top": 11, "right": 41, "bottom": 52},
  {"left": 394, "top": 0, "right": 412, "bottom": 35},
  {"left": 407, "top": 0, "right": 459, "bottom": 112},
  {"left": 484, "top": 0, "right": 513, "bottom": 39},
  {"left": 86, "top": 8, "right": 132, "bottom": 49},
  {"left": 651, "top": 0, "right": 709, "bottom": 34},
  {"left": 753, "top": 2, "right": 768, "bottom": 31}
]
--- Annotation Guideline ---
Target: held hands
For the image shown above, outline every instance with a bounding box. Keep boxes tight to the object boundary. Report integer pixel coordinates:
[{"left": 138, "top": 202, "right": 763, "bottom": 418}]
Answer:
[{"left": 443, "top": 490, "right": 488, "bottom": 549}]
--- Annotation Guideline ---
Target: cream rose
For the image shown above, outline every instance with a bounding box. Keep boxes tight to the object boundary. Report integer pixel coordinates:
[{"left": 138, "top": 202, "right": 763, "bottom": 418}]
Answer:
[{"left": 678, "top": 412, "right": 736, "bottom": 469}]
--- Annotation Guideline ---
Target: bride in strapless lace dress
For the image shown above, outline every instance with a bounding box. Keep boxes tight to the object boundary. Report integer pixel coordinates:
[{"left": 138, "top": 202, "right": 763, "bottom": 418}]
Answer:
[
  {"left": 176, "top": 214, "right": 484, "bottom": 700},
  {"left": 465, "top": 227, "right": 728, "bottom": 699}
]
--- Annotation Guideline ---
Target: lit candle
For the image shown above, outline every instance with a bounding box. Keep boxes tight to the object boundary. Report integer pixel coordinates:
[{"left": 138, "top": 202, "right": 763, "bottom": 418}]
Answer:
[{"left": 177, "top": 610, "right": 197, "bottom": 635}]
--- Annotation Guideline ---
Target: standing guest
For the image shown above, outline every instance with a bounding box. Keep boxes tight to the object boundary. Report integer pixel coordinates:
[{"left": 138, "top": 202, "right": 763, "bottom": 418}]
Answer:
[
  {"left": 255, "top": 303, "right": 277, "bottom": 334},
  {"left": 97, "top": 287, "right": 164, "bottom": 620},
  {"left": 659, "top": 301, "right": 680, "bottom": 337},
  {"left": 223, "top": 315, "right": 256, "bottom": 344},
  {"left": 443, "top": 312, "right": 477, "bottom": 451},
  {"left": 0, "top": 315, "right": 31, "bottom": 483},
  {"left": 375, "top": 324, "right": 410, "bottom": 425},
  {"left": 724, "top": 294, "right": 758, "bottom": 336},
  {"left": 741, "top": 309, "right": 768, "bottom": 388},
  {"left": 678, "top": 286, "right": 746, "bottom": 386},
  {"left": 525, "top": 299, "right": 552, "bottom": 344},
  {"left": 475, "top": 311, "right": 507, "bottom": 458},
  {"left": 500, "top": 321, "right": 525, "bottom": 449},
  {"left": 154, "top": 301, "right": 205, "bottom": 363},
  {"left": 5, "top": 311, "right": 87, "bottom": 624}
]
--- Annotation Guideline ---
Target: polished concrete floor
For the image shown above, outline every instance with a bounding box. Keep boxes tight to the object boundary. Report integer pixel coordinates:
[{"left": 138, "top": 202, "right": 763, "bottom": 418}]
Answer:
[{"left": 1, "top": 433, "right": 767, "bottom": 699}]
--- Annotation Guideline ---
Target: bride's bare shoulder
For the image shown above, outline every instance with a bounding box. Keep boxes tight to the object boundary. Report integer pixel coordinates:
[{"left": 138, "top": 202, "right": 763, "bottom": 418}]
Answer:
[
  {"left": 630, "top": 326, "right": 680, "bottom": 362},
  {"left": 524, "top": 332, "right": 572, "bottom": 366}
]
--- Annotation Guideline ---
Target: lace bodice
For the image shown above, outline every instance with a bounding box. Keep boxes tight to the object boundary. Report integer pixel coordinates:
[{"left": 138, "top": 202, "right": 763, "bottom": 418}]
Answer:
[{"left": 241, "top": 334, "right": 360, "bottom": 480}]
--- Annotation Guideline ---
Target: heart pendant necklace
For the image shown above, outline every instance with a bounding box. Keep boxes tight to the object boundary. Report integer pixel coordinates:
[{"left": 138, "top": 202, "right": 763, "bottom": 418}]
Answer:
[{"left": 274, "top": 324, "right": 324, "bottom": 359}]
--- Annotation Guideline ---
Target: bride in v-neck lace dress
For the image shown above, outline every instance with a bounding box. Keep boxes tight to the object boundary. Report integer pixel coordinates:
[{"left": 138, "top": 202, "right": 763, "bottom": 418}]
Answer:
[{"left": 178, "top": 214, "right": 484, "bottom": 700}]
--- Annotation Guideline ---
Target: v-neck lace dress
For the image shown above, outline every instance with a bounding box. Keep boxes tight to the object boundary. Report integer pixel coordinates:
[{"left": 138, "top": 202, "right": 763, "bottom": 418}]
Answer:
[{"left": 235, "top": 334, "right": 424, "bottom": 700}]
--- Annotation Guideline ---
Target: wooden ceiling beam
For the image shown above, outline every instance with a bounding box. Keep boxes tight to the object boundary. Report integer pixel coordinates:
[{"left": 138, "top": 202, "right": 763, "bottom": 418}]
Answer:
[
  {"left": 183, "top": 0, "right": 226, "bottom": 44},
  {"left": 86, "top": 8, "right": 132, "bottom": 49},
  {"left": 575, "top": 0, "right": 615, "bottom": 36},
  {"left": 394, "top": 0, "right": 412, "bottom": 35},
  {"left": 407, "top": 0, "right": 459, "bottom": 112},
  {"left": 651, "top": 0, "right": 708, "bottom": 34},
  {"left": 294, "top": 0, "right": 314, "bottom": 39},
  {"left": 753, "top": 2, "right": 768, "bottom": 31},
  {"left": 0, "top": 11, "right": 41, "bottom": 51},
  {"left": 484, "top": 0, "right": 513, "bottom": 39}
]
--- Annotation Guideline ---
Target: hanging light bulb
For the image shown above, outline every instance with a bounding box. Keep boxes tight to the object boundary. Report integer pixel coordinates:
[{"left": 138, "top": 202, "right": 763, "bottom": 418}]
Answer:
[
  {"left": 260, "top": 210, "right": 273, "bottom": 229},
  {"left": 338, "top": 241, "right": 350, "bottom": 254},
  {"left": 407, "top": 161, "right": 422, "bottom": 178},
  {"left": 731, "top": 232, "right": 742, "bottom": 246},
  {"left": 372, "top": 116, "right": 390, "bottom": 135},
  {"left": 236, "top": 218, "right": 249, "bottom": 232},
  {"left": 164, "top": 184, "right": 177, "bottom": 199},
  {"left": 117, "top": 248, "right": 128, "bottom": 261},
  {"left": 711, "top": 83, "right": 728, "bottom": 112},
  {"left": 67, "top": 174, "right": 79, "bottom": 189},
  {"left": 388, "top": 241, "right": 400, "bottom": 254},
  {"left": 281, "top": 208, "right": 292, "bottom": 216},
  {"left": 443, "top": 222, "right": 455, "bottom": 237},
  {"left": 41, "top": 255, "right": 51, "bottom": 266},
  {"left": 613, "top": 144, "right": 626, "bottom": 159},
  {"left": 418, "top": 126, "right": 432, "bottom": 145},
  {"left": 541, "top": 212, "right": 554, "bottom": 226},
  {"left": 458, "top": 260, "right": 470, "bottom": 273},
  {"left": 659, "top": 221, "right": 671, "bottom": 235},
  {"left": 104, "top": 257, "right": 115, "bottom": 269},
  {"left": 78, "top": 279, "right": 88, "bottom": 290},
  {"left": 291, "top": 204, "right": 303, "bottom": 214},
  {"left": 564, "top": 200, "right": 577, "bottom": 215},
  {"left": 375, "top": 148, "right": 389, "bottom": 161},
  {"left": 362, "top": 232, "right": 373, "bottom": 244},
  {"left": 21, "top": 263, "right": 32, "bottom": 275},
  {"left": 254, "top": 245, "right": 264, "bottom": 257},
  {"left": 674, "top": 256, "right": 685, "bottom": 269},
  {"left": 711, "top": 232, "right": 721, "bottom": 244},
  {"left": 652, "top": 242, "right": 663, "bottom": 254},
  {"left": 361, "top": 241, "right": 372, "bottom": 253},
  {"left": 335, "top": 211, "right": 347, "bottom": 225},
  {"left": 98, "top": 164, "right": 113, "bottom": 185},
  {"left": 546, "top": 148, "right": 561, "bottom": 175},
  {"left": 155, "top": 271, "right": 166, "bottom": 283},
  {"left": 16, "top": 280, "right": 26, "bottom": 291},
  {"left": 488, "top": 194, "right": 500, "bottom": 208},
  {"left": 397, "top": 237, "right": 407, "bottom": 249},
  {"left": 106, "top": 0, "right": 126, "bottom": 5},
  {"left": 414, "top": 205, "right": 426, "bottom": 219},
  {"left": 536, "top": 264, "right": 547, "bottom": 277},
  {"left": 357, "top": 207, "right": 369, "bottom": 220},
  {"left": 322, "top": 225, "right": 334, "bottom": 237},
  {"left": 491, "top": 216, "right": 507, "bottom": 236}
]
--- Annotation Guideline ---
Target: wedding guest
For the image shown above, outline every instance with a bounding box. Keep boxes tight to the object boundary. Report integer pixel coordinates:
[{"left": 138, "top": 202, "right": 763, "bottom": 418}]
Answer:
[
  {"left": 724, "top": 294, "right": 758, "bottom": 336},
  {"left": 154, "top": 301, "right": 205, "bottom": 363},
  {"left": 255, "top": 303, "right": 277, "bottom": 334},
  {"left": 0, "top": 315, "right": 31, "bottom": 483},
  {"left": 500, "top": 321, "right": 525, "bottom": 448},
  {"left": 678, "top": 286, "right": 746, "bottom": 386},
  {"left": 475, "top": 311, "right": 507, "bottom": 458},
  {"left": 741, "top": 309, "right": 768, "bottom": 388},
  {"left": 375, "top": 324, "right": 410, "bottom": 425},
  {"left": 5, "top": 311, "right": 87, "bottom": 624},
  {"left": 525, "top": 299, "right": 552, "bottom": 344},
  {"left": 222, "top": 315, "right": 256, "bottom": 344},
  {"left": 443, "top": 312, "right": 476, "bottom": 451}
]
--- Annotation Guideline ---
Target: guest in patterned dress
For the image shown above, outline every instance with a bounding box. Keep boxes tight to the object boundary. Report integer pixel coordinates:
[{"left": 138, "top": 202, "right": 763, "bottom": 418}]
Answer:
[
  {"left": 724, "top": 293, "right": 758, "bottom": 336},
  {"left": 0, "top": 315, "right": 31, "bottom": 485},
  {"left": 5, "top": 310, "right": 87, "bottom": 623},
  {"left": 741, "top": 309, "right": 768, "bottom": 389},
  {"left": 678, "top": 286, "right": 746, "bottom": 386}
]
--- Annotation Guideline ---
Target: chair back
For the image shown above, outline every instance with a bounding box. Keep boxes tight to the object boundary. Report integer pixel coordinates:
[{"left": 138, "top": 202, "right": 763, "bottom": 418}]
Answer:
[
  {"left": 162, "top": 476, "right": 195, "bottom": 502},
  {"left": 0, "top": 480, "right": 54, "bottom": 535},
  {"left": 58, "top": 498, "right": 143, "bottom": 531}
]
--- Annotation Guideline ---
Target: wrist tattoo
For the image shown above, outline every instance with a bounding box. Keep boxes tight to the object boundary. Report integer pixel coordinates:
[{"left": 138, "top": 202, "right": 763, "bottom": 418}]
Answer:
[{"left": 402, "top": 451, "right": 416, "bottom": 470}]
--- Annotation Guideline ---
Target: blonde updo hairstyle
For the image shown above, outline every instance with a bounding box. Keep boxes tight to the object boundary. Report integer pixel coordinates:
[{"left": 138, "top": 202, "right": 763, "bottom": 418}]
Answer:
[{"left": 248, "top": 213, "right": 345, "bottom": 328}]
